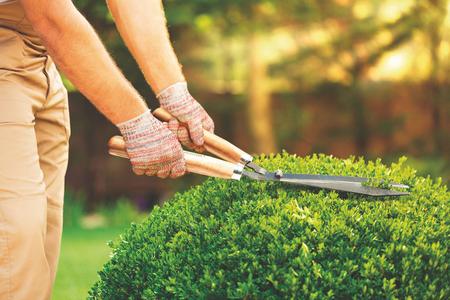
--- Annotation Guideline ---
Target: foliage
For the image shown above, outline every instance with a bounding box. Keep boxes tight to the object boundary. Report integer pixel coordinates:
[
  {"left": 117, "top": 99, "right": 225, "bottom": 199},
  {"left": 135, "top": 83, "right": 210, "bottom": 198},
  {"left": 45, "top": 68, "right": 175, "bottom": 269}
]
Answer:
[
  {"left": 63, "top": 190, "right": 86, "bottom": 228},
  {"left": 88, "top": 153, "right": 449, "bottom": 299},
  {"left": 403, "top": 156, "right": 450, "bottom": 187},
  {"left": 98, "top": 198, "right": 145, "bottom": 227},
  {"left": 63, "top": 190, "right": 144, "bottom": 229}
]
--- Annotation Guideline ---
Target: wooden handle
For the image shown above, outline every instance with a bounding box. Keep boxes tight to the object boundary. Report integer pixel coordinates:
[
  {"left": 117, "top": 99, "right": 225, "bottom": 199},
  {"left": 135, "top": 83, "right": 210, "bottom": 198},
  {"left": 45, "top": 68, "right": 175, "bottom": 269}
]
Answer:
[
  {"left": 108, "top": 136, "right": 242, "bottom": 180},
  {"left": 152, "top": 108, "right": 174, "bottom": 122},
  {"left": 153, "top": 108, "right": 253, "bottom": 164}
]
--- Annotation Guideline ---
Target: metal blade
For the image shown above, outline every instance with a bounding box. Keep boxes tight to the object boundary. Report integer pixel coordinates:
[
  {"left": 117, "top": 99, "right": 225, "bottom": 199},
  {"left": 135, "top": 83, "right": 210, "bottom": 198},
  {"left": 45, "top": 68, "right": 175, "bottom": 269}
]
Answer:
[
  {"left": 243, "top": 169, "right": 408, "bottom": 189},
  {"left": 281, "top": 173, "right": 409, "bottom": 189},
  {"left": 243, "top": 171, "right": 409, "bottom": 197},
  {"left": 280, "top": 178, "right": 409, "bottom": 196},
  {"left": 245, "top": 161, "right": 268, "bottom": 175}
]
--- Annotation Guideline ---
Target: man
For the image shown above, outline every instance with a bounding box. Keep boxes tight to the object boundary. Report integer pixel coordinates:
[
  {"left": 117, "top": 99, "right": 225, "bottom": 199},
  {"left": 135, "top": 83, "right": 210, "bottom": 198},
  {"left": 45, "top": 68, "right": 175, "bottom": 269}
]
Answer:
[{"left": 0, "top": 0, "right": 214, "bottom": 298}]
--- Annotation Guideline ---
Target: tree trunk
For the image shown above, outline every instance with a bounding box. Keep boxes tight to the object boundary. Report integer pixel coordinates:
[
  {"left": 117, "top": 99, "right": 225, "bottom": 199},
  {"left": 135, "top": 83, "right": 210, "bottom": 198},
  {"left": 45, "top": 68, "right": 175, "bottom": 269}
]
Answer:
[
  {"left": 247, "top": 32, "right": 277, "bottom": 154},
  {"left": 427, "top": 10, "right": 445, "bottom": 155},
  {"left": 349, "top": 64, "right": 368, "bottom": 156}
]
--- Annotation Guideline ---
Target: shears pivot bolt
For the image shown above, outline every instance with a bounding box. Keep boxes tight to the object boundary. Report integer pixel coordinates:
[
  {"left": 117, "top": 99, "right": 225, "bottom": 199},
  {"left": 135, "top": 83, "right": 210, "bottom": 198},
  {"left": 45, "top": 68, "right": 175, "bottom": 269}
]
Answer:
[{"left": 275, "top": 169, "right": 283, "bottom": 179}]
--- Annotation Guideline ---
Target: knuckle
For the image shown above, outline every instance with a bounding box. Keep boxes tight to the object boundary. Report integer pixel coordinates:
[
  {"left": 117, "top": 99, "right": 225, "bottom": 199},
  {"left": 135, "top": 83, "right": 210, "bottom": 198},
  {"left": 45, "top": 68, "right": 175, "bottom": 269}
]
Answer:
[
  {"left": 132, "top": 167, "right": 145, "bottom": 176},
  {"left": 144, "top": 166, "right": 157, "bottom": 176},
  {"left": 171, "top": 167, "right": 185, "bottom": 178},
  {"left": 157, "top": 173, "right": 168, "bottom": 179},
  {"left": 170, "top": 172, "right": 183, "bottom": 179},
  {"left": 174, "top": 157, "right": 186, "bottom": 169},
  {"left": 179, "top": 127, "right": 189, "bottom": 137},
  {"left": 192, "top": 130, "right": 203, "bottom": 141}
]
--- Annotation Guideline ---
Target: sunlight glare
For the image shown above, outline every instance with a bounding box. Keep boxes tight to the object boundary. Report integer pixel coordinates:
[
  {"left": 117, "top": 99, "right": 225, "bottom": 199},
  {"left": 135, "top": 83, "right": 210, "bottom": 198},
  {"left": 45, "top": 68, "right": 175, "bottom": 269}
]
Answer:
[
  {"left": 385, "top": 53, "right": 406, "bottom": 71},
  {"left": 378, "top": 0, "right": 414, "bottom": 23},
  {"left": 353, "top": 0, "right": 372, "bottom": 19},
  {"left": 369, "top": 50, "right": 410, "bottom": 80},
  {"left": 260, "top": 30, "right": 297, "bottom": 62},
  {"left": 445, "top": 0, "right": 450, "bottom": 26}
]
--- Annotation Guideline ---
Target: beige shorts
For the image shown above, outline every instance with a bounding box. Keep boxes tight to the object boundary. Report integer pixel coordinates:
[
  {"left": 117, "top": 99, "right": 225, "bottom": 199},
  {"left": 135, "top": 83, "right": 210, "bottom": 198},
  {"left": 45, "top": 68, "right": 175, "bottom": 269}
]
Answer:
[{"left": 0, "top": 2, "right": 70, "bottom": 299}]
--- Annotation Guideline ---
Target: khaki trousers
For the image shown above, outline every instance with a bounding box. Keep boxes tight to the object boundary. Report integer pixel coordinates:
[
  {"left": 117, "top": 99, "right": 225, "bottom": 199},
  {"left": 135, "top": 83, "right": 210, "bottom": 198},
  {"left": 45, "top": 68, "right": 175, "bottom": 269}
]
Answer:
[{"left": 0, "top": 2, "right": 70, "bottom": 299}]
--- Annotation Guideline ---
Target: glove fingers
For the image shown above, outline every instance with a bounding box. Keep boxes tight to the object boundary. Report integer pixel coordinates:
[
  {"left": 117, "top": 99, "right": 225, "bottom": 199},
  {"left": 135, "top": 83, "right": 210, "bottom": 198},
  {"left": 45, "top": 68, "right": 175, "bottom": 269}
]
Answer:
[
  {"left": 145, "top": 168, "right": 158, "bottom": 177},
  {"left": 167, "top": 118, "right": 179, "bottom": 135},
  {"left": 168, "top": 119, "right": 203, "bottom": 152},
  {"left": 169, "top": 159, "right": 186, "bottom": 178},
  {"left": 187, "top": 120, "right": 204, "bottom": 146},
  {"left": 173, "top": 125, "right": 203, "bottom": 153},
  {"left": 177, "top": 126, "right": 193, "bottom": 147},
  {"left": 196, "top": 113, "right": 212, "bottom": 152},
  {"left": 132, "top": 166, "right": 146, "bottom": 176},
  {"left": 156, "top": 165, "right": 171, "bottom": 179},
  {"left": 202, "top": 114, "right": 215, "bottom": 133},
  {"left": 119, "top": 110, "right": 187, "bottom": 178}
]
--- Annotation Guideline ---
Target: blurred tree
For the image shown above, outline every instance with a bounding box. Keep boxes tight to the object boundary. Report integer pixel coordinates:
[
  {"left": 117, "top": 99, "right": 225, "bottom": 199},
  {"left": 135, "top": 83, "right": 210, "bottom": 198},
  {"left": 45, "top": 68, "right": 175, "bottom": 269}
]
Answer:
[
  {"left": 271, "top": 0, "right": 446, "bottom": 154},
  {"left": 73, "top": 0, "right": 445, "bottom": 156},
  {"left": 164, "top": 1, "right": 348, "bottom": 154},
  {"left": 419, "top": 0, "right": 448, "bottom": 156},
  {"left": 67, "top": 0, "right": 449, "bottom": 204}
]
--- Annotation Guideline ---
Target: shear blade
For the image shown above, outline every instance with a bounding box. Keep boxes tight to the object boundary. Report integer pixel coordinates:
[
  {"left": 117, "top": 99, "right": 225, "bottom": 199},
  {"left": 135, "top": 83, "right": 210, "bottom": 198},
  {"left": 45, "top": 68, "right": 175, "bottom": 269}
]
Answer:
[
  {"left": 243, "top": 171, "right": 409, "bottom": 196},
  {"left": 278, "top": 173, "right": 408, "bottom": 189},
  {"left": 280, "top": 178, "right": 409, "bottom": 197}
]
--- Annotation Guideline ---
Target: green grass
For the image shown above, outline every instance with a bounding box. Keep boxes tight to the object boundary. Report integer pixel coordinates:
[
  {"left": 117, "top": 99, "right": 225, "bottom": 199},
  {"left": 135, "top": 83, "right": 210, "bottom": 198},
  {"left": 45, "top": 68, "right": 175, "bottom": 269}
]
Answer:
[{"left": 52, "top": 226, "right": 125, "bottom": 300}]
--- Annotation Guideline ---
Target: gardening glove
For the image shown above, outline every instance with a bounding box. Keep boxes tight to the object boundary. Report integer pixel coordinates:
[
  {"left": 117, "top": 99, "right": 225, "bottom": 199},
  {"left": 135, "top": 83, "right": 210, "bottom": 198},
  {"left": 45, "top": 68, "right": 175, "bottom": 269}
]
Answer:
[
  {"left": 157, "top": 82, "right": 214, "bottom": 152},
  {"left": 116, "top": 110, "right": 186, "bottom": 178}
]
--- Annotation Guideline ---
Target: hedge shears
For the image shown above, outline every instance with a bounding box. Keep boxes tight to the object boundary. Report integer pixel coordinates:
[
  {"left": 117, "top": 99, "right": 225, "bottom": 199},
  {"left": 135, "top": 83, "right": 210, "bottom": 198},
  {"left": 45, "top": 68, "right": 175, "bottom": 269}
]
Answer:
[{"left": 108, "top": 108, "right": 409, "bottom": 197}]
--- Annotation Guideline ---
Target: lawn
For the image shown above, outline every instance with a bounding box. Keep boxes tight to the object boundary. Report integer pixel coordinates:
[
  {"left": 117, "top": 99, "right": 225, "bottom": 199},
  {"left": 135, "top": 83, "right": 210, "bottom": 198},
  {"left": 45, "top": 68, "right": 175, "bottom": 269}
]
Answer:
[{"left": 52, "top": 226, "right": 126, "bottom": 300}]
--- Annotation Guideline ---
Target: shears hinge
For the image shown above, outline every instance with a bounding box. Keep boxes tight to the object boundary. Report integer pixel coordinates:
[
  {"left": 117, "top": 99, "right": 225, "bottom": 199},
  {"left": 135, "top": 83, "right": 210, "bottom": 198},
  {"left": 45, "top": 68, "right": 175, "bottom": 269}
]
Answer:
[{"left": 245, "top": 161, "right": 267, "bottom": 175}]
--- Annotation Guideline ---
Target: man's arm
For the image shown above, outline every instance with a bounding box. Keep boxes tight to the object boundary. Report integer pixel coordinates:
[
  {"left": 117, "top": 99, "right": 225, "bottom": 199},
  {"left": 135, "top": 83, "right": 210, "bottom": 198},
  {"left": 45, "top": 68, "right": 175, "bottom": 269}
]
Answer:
[
  {"left": 19, "top": 0, "right": 147, "bottom": 124},
  {"left": 106, "top": 0, "right": 184, "bottom": 94},
  {"left": 107, "top": 0, "right": 214, "bottom": 148},
  {"left": 19, "top": 0, "right": 186, "bottom": 178}
]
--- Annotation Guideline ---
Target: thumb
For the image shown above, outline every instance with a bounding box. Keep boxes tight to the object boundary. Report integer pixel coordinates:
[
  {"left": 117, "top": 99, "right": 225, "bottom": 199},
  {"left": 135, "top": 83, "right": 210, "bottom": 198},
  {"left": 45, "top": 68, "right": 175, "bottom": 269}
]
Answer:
[{"left": 187, "top": 120, "right": 204, "bottom": 146}]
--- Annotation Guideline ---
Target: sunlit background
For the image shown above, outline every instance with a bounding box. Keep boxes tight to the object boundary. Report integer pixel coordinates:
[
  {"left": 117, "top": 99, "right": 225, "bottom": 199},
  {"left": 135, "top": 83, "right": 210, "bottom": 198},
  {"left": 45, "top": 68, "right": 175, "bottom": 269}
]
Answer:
[{"left": 54, "top": 1, "right": 449, "bottom": 298}]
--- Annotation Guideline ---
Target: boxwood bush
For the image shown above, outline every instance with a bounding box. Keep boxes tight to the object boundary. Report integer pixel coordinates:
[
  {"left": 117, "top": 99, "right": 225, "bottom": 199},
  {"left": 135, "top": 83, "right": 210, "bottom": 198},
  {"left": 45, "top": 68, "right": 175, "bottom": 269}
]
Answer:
[{"left": 89, "top": 153, "right": 449, "bottom": 299}]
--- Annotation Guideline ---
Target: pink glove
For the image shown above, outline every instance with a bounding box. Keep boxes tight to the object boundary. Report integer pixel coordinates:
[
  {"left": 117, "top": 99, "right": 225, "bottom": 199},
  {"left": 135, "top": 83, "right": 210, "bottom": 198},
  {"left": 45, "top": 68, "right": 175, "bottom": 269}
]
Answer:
[
  {"left": 116, "top": 110, "right": 185, "bottom": 178},
  {"left": 157, "top": 82, "right": 214, "bottom": 152}
]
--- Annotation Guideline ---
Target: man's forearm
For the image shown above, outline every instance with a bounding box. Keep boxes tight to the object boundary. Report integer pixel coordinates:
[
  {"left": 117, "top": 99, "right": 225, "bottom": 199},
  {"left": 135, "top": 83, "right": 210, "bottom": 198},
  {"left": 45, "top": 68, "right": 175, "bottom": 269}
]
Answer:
[
  {"left": 107, "top": 0, "right": 185, "bottom": 94},
  {"left": 20, "top": 0, "right": 147, "bottom": 124}
]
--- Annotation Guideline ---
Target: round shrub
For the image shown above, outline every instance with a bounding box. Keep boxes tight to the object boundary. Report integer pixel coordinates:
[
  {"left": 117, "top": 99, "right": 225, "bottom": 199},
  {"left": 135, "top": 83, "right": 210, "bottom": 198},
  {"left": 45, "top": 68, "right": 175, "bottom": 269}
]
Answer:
[{"left": 89, "top": 153, "right": 449, "bottom": 299}]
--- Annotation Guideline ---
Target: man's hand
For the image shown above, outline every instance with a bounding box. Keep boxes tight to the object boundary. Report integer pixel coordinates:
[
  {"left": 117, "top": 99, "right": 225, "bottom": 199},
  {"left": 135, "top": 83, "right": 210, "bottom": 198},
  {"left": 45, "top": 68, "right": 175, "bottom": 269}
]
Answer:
[
  {"left": 117, "top": 110, "right": 185, "bottom": 178},
  {"left": 157, "top": 82, "right": 214, "bottom": 151},
  {"left": 106, "top": 1, "right": 215, "bottom": 150}
]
